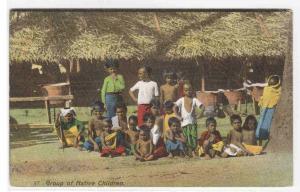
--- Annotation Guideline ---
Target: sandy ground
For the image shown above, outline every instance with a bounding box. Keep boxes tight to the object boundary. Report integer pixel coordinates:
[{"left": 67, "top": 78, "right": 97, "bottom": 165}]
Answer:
[{"left": 10, "top": 136, "right": 293, "bottom": 187}]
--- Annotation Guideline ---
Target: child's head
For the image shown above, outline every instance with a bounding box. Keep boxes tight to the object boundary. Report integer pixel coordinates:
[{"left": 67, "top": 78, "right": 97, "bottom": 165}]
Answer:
[
  {"left": 168, "top": 117, "right": 181, "bottom": 132},
  {"left": 143, "top": 113, "right": 155, "bottom": 129},
  {"left": 243, "top": 115, "right": 257, "bottom": 131},
  {"left": 230, "top": 114, "right": 242, "bottom": 130},
  {"left": 128, "top": 115, "right": 138, "bottom": 130},
  {"left": 164, "top": 100, "right": 174, "bottom": 114},
  {"left": 183, "top": 83, "right": 193, "bottom": 97},
  {"left": 103, "top": 118, "right": 112, "bottom": 132},
  {"left": 91, "top": 101, "right": 105, "bottom": 118},
  {"left": 139, "top": 125, "right": 150, "bottom": 141},
  {"left": 138, "top": 65, "right": 152, "bottom": 81},
  {"left": 150, "top": 98, "right": 161, "bottom": 116},
  {"left": 206, "top": 117, "right": 217, "bottom": 133},
  {"left": 115, "top": 102, "right": 127, "bottom": 119},
  {"left": 105, "top": 58, "right": 119, "bottom": 75},
  {"left": 163, "top": 71, "right": 176, "bottom": 84},
  {"left": 268, "top": 75, "right": 280, "bottom": 87}
]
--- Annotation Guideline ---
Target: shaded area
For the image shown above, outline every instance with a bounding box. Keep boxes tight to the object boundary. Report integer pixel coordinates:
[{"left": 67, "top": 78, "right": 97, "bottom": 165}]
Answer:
[{"left": 10, "top": 127, "right": 58, "bottom": 149}]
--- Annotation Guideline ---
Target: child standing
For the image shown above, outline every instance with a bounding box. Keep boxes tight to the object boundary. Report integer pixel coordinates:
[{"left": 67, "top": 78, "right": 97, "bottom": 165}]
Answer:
[
  {"left": 101, "top": 58, "right": 125, "bottom": 119},
  {"left": 83, "top": 101, "right": 105, "bottom": 152},
  {"left": 223, "top": 115, "right": 253, "bottom": 157},
  {"left": 165, "top": 117, "right": 186, "bottom": 158},
  {"left": 129, "top": 66, "right": 159, "bottom": 127},
  {"left": 160, "top": 71, "right": 178, "bottom": 104},
  {"left": 134, "top": 126, "right": 155, "bottom": 162},
  {"left": 242, "top": 115, "right": 263, "bottom": 155},
  {"left": 162, "top": 100, "right": 177, "bottom": 141},
  {"left": 256, "top": 75, "right": 281, "bottom": 145},
  {"left": 174, "top": 83, "right": 204, "bottom": 157},
  {"left": 198, "top": 117, "right": 224, "bottom": 159}
]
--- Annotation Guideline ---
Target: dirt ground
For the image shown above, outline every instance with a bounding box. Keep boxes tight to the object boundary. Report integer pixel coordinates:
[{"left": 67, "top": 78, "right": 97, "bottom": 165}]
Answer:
[{"left": 10, "top": 129, "right": 293, "bottom": 187}]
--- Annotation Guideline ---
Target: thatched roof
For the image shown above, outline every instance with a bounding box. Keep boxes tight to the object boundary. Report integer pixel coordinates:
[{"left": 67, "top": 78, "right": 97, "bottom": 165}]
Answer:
[
  {"left": 167, "top": 12, "right": 291, "bottom": 58},
  {"left": 9, "top": 11, "right": 291, "bottom": 63}
]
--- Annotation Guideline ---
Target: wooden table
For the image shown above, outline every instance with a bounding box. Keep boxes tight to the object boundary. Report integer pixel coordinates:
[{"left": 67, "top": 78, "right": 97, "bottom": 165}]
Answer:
[{"left": 10, "top": 95, "right": 74, "bottom": 124}]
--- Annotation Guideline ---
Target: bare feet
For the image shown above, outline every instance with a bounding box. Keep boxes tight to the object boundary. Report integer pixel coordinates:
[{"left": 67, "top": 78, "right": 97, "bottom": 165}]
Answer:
[
  {"left": 204, "top": 154, "right": 211, "bottom": 160},
  {"left": 168, "top": 153, "right": 174, "bottom": 158}
]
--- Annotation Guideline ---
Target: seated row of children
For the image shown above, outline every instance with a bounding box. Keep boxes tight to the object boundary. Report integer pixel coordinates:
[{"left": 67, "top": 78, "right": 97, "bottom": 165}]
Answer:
[{"left": 55, "top": 98, "right": 263, "bottom": 161}]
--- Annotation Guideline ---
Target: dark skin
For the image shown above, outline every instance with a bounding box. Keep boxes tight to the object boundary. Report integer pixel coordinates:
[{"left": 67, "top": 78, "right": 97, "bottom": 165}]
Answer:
[
  {"left": 160, "top": 76, "right": 178, "bottom": 104},
  {"left": 242, "top": 119, "right": 257, "bottom": 145},
  {"left": 128, "top": 67, "right": 159, "bottom": 103},
  {"left": 88, "top": 110, "right": 105, "bottom": 152},
  {"left": 55, "top": 112, "right": 83, "bottom": 149},
  {"left": 134, "top": 130, "right": 154, "bottom": 162},
  {"left": 165, "top": 122, "right": 186, "bottom": 158},
  {"left": 125, "top": 119, "right": 139, "bottom": 145},
  {"left": 100, "top": 121, "right": 114, "bottom": 149},
  {"left": 173, "top": 84, "right": 204, "bottom": 121},
  {"left": 202, "top": 122, "right": 222, "bottom": 159},
  {"left": 112, "top": 107, "right": 128, "bottom": 132},
  {"left": 150, "top": 105, "right": 163, "bottom": 136},
  {"left": 223, "top": 119, "right": 254, "bottom": 157}
]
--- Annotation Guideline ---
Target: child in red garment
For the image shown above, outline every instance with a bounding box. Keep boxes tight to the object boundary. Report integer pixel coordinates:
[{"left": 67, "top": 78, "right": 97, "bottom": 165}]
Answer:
[
  {"left": 198, "top": 117, "right": 224, "bottom": 159},
  {"left": 129, "top": 66, "right": 159, "bottom": 127},
  {"left": 100, "top": 118, "right": 126, "bottom": 158}
]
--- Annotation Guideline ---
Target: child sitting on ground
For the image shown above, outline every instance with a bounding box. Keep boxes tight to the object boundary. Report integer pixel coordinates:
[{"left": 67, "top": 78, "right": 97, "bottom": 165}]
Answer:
[
  {"left": 134, "top": 126, "right": 154, "bottom": 162},
  {"left": 100, "top": 118, "right": 126, "bottom": 157},
  {"left": 54, "top": 107, "right": 85, "bottom": 149},
  {"left": 162, "top": 100, "right": 177, "bottom": 141},
  {"left": 174, "top": 83, "right": 204, "bottom": 157},
  {"left": 242, "top": 115, "right": 263, "bottom": 155},
  {"left": 125, "top": 115, "right": 139, "bottom": 155},
  {"left": 256, "top": 75, "right": 281, "bottom": 145},
  {"left": 165, "top": 117, "right": 186, "bottom": 158},
  {"left": 160, "top": 71, "right": 178, "bottom": 104},
  {"left": 198, "top": 117, "right": 224, "bottom": 159},
  {"left": 129, "top": 65, "right": 159, "bottom": 127},
  {"left": 83, "top": 101, "right": 105, "bottom": 152},
  {"left": 147, "top": 101, "right": 168, "bottom": 158},
  {"left": 223, "top": 114, "right": 253, "bottom": 157}
]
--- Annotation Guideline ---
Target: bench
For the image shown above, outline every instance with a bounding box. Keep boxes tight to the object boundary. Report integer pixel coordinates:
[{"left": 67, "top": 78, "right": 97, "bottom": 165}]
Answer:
[{"left": 10, "top": 95, "right": 74, "bottom": 124}]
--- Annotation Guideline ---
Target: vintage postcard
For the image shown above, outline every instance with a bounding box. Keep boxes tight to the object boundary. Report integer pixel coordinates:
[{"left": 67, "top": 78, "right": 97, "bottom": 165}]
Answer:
[{"left": 9, "top": 9, "right": 292, "bottom": 188}]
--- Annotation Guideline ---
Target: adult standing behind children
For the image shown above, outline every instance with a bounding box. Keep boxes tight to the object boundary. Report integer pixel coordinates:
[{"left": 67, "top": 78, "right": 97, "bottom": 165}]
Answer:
[
  {"left": 256, "top": 75, "right": 281, "bottom": 145},
  {"left": 174, "top": 83, "right": 204, "bottom": 157},
  {"left": 101, "top": 58, "right": 125, "bottom": 119},
  {"left": 129, "top": 65, "right": 159, "bottom": 127}
]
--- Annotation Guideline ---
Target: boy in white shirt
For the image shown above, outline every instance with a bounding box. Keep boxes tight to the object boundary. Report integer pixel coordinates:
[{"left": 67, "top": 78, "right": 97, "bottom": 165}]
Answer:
[
  {"left": 174, "top": 83, "right": 204, "bottom": 157},
  {"left": 129, "top": 66, "right": 159, "bottom": 127}
]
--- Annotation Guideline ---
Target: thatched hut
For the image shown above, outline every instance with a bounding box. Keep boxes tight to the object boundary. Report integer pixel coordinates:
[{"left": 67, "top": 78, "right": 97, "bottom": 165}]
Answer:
[{"left": 9, "top": 10, "right": 290, "bottom": 106}]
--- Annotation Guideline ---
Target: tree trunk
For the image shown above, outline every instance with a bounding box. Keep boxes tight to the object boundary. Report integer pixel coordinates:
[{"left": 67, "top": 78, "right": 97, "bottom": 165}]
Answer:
[{"left": 267, "top": 12, "right": 292, "bottom": 152}]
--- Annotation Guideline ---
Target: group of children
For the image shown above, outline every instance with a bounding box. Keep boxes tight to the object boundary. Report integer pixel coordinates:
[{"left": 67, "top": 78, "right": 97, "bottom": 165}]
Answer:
[{"left": 54, "top": 59, "right": 281, "bottom": 161}]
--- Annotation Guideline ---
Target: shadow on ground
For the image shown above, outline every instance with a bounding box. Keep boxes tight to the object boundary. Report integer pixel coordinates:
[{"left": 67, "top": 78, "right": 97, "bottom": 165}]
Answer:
[{"left": 10, "top": 127, "right": 58, "bottom": 149}]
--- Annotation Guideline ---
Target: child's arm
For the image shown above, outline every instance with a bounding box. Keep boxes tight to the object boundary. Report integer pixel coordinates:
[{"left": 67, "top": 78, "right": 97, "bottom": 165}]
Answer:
[
  {"left": 146, "top": 141, "right": 154, "bottom": 158},
  {"left": 160, "top": 86, "right": 164, "bottom": 105},
  {"left": 175, "top": 132, "right": 186, "bottom": 143},
  {"left": 115, "top": 74, "right": 125, "bottom": 91},
  {"left": 165, "top": 129, "right": 174, "bottom": 141},
  {"left": 100, "top": 133, "right": 107, "bottom": 147},
  {"left": 101, "top": 77, "right": 108, "bottom": 105},
  {"left": 129, "top": 82, "right": 139, "bottom": 103}
]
